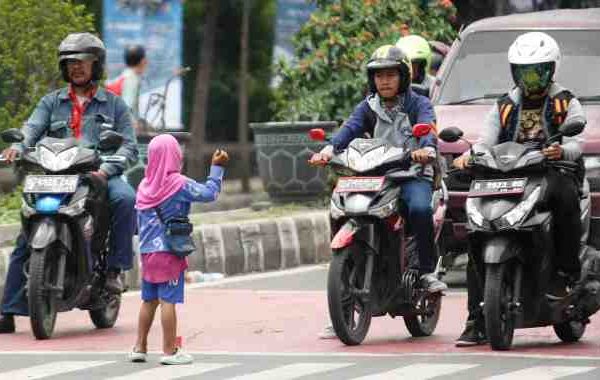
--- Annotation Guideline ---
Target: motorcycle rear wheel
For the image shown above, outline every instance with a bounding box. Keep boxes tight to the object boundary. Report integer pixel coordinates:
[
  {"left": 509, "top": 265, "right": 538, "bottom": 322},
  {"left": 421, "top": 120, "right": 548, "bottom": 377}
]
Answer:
[
  {"left": 553, "top": 320, "right": 586, "bottom": 342},
  {"left": 328, "top": 247, "right": 372, "bottom": 346},
  {"left": 404, "top": 293, "right": 442, "bottom": 337},
  {"left": 28, "top": 248, "right": 59, "bottom": 340},
  {"left": 89, "top": 293, "right": 121, "bottom": 329},
  {"left": 484, "top": 262, "right": 516, "bottom": 350}
]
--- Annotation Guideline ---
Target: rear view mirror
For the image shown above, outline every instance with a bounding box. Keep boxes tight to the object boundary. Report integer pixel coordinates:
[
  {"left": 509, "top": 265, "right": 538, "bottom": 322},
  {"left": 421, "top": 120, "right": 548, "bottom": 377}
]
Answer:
[
  {"left": 308, "top": 128, "right": 326, "bottom": 142},
  {"left": 1, "top": 128, "right": 24, "bottom": 144},
  {"left": 559, "top": 120, "right": 585, "bottom": 137},
  {"left": 98, "top": 130, "right": 123, "bottom": 151},
  {"left": 412, "top": 123, "right": 432, "bottom": 138},
  {"left": 438, "top": 127, "right": 464, "bottom": 143}
]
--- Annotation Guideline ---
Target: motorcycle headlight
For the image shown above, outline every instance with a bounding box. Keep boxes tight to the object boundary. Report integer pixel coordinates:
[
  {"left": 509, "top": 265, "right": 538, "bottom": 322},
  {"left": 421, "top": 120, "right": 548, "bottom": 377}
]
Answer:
[
  {"left": 39, "top": 146, "right": 78, "bottom": 172},
  {"left": 501, "top": 186, "right": 541, "bottom": 227},
  {"left": 466, "top": 197, "right": 484, "bottom": 227}
]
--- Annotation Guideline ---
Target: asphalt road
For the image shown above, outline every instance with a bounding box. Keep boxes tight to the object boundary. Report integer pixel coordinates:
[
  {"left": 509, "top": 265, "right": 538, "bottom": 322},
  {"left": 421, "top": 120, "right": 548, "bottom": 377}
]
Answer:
[{"left": 1, "top": 265, "right": 600, "bottom": 379}]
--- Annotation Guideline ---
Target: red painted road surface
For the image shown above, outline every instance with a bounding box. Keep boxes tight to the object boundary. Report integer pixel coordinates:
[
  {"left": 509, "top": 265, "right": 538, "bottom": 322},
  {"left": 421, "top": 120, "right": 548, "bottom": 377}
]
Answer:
[{"left": 1, "top": 288, "right": 600, "bottom": 357}]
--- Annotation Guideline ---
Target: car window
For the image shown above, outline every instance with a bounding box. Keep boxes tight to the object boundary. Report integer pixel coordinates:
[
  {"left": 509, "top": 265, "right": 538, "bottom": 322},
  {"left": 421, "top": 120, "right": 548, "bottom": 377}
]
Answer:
[{"left": 437, "top": 30, "right": 600, "bottom": 105}]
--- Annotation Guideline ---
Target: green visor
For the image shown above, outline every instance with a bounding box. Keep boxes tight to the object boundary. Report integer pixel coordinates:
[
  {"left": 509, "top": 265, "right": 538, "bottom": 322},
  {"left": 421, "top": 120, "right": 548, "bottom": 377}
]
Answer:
[{"left": 511, "top": 62, "right": 554, "bottom": 96}]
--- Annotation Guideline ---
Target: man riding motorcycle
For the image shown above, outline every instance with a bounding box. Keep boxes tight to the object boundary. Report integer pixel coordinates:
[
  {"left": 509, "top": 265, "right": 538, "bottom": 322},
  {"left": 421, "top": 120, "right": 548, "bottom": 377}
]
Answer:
[
  {"left": 453, "top": 32, "right": 587, "bottom": 346},
  {"left": 0, "top": 33, "right": 138, "bottom": 333},
  {"left": 310, "top": 44, "right": 447, "bottom": 293},
  {"left": 395, "top": 35, "right": 435, "bottom": 97}
]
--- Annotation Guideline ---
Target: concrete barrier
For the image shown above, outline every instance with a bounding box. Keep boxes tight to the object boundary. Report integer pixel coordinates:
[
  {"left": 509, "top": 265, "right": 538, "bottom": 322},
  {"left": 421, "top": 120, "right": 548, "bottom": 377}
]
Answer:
[{"left": 0, "top": 211, "right": 331, "bottom": 293}]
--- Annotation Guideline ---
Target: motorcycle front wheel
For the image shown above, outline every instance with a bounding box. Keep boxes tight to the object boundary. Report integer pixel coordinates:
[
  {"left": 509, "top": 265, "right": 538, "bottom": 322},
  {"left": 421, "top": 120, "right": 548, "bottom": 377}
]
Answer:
[
  {"left": 327, "top": 247, "right": 372, "bottom": 346},
  {"left": 484, "top": 261, "right": 516, "bottom": 350},
  {"left": 28, "top": 248, "right": 60, "bottom": 340}
]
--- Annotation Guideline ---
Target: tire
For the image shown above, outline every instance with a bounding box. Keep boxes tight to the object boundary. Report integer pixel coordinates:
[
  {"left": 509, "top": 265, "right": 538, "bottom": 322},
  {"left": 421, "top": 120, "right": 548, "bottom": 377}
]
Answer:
[
  {"left": 484, "top": 262, "right": 516, "bottom": 350},
  {"left": 28, "top": 248, "right": 59, "bottom": 340},
  {"left": 328, "top": 248, "right": 372, "bottom": 346},
  {"left": 404, "top": 293, "right": 442, "bottom": 337},
  {"left": 553, "top": 320, "right": 586, "bottom": 343},
  {"left": 89, "top": 294, "right": 121, "bottom": 329}
]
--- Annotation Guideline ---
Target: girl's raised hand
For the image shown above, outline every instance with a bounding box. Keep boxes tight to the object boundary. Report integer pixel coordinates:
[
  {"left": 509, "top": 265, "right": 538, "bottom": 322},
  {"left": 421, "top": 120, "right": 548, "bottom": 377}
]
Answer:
[{"left": 211, "top": 149, "right": 229, "bottom": 167}]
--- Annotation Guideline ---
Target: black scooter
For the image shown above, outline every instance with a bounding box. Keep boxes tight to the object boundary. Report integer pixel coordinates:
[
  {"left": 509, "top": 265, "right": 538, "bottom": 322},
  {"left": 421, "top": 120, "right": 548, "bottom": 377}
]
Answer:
[
  {"left": 0, "top": 128, "right": 125, "bottom": 339},
  {"left": 439, "top": 123, "right": 600, "bottom": 350}
]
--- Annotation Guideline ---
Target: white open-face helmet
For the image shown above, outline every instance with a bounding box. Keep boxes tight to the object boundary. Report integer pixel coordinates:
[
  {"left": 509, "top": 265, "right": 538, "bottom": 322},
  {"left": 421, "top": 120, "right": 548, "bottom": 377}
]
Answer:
[{"left": 508, "top": 32, "right": 561, "bottom": 97}]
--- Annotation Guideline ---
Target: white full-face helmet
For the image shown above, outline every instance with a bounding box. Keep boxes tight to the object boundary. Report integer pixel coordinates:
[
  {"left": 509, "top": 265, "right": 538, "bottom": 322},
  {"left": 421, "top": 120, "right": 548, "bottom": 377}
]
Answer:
[{"left": 508, "top": 32, "right": 560, "bottom": 97}]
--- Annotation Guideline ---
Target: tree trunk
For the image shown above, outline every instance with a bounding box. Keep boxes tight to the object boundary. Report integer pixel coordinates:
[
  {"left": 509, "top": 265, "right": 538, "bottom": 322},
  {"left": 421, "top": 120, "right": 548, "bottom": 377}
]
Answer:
[
  {"left": 238, "top": 0, "right": 251, "bottom": 192},
  {"left": 188, "top": 0, "right": 220, "bottom": 179}
]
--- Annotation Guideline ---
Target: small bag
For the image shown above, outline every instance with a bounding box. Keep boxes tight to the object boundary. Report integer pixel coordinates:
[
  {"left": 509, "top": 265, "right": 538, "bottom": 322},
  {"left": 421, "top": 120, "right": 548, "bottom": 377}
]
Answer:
[{"left": 154, "top": 206, "right": 196, "bottom": 257}]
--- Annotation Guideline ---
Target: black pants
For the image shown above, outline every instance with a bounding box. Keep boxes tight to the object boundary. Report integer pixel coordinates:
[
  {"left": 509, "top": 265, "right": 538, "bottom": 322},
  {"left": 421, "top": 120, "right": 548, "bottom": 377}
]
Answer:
[{"left": 465, "top": 169, "right": 582, "bottom": 320}]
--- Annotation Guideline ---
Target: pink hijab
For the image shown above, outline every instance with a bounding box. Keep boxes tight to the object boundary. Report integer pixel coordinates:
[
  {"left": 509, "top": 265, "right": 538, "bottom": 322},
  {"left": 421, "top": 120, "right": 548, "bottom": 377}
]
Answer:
[{"left": 135, "top": 134, "right": 187, "bottom": 210}]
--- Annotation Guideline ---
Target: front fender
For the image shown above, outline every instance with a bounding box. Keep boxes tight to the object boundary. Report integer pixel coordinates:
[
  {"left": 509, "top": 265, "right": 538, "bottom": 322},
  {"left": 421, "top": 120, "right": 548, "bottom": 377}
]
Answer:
[
  {"left": 30, "top": 219, "right": 58, "bottom": 250},
  {"left": 482, "top": 235, "right": 519, "bottom": 264},
  {"left": 331, "top": 221, "right": 360, "bottom": 250},
  {"left": 29, "top": 218, "right": 72, "bottom": 252}
]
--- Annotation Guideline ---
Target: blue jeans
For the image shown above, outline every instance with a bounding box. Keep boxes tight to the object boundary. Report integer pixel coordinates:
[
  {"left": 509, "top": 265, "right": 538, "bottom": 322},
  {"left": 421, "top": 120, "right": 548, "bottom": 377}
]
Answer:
[
  {"left": 0, "top": 176, "right": 135, "bottom": 316},
  {"left": 401, "top": 179, "right": 436, "bottom": 274}
]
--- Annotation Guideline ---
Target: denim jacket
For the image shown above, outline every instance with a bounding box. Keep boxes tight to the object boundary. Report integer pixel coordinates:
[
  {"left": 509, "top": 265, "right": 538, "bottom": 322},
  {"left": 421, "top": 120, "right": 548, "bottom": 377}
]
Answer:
[{"left": 13, "top": 86, "right": 138, "bottom": 177}]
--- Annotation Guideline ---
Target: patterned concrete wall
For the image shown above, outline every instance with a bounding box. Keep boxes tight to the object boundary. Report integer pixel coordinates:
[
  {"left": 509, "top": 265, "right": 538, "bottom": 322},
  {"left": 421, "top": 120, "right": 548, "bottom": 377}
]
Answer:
[{"left": 0, "top": 211, "right": 332, "bottom": 292}]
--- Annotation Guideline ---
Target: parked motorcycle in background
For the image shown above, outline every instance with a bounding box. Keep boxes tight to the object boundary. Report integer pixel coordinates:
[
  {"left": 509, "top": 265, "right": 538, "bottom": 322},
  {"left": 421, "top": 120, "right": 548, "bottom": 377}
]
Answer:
[
  {"left": 0, "top": 128, "right": 126, "bottom": 339},
  {"left": 309, "top": 125, "right": 448, "bottom": 346}
]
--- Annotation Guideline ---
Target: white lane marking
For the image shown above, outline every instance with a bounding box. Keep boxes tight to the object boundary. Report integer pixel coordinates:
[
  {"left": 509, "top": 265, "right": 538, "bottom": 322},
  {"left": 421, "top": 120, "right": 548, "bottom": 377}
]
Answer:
[
  {"left": 227, "top": 362, "right": 352, "bottom": 380},
  {"left": 106, "top": 362, "right": 238, "bottom": 380},
  {"left": 0, "top": 360, "right": 113, "bottom": 379},
  {"left": 484, "top": 366, "right": 597, "bottom": 380},
  {"left": 353, "top": 363, "right": 479, "bottom": 380}
]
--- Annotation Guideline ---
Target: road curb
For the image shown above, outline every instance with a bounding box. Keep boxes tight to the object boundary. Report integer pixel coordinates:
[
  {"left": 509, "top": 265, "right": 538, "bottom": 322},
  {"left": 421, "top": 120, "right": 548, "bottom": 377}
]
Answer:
[{"left": 0, "top": 211, "right": 331, "bottom": 293}]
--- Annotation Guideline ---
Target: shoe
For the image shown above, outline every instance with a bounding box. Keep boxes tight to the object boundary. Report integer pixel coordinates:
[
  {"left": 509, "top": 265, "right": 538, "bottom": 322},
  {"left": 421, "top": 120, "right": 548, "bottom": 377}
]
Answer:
[
  {"left": 0, "top": 314, "right": 15, "bottom": 334},
  {"left": 317, "top": 324, "right": 337, "bottom": 340},
  {"left": 455, "top": 320, "right": 487, "bottom": 347},
  {"left": 160, "top": 348, "right": 194, "bottom": 365},
  {"left": 105, "top": 270, "right": 124, "bottom": 294},
  {"left": 128, "top": 348, "right": 147, "bottom": 363},
  {"left": 420, "top": 273, "right": 448, "bottom": 293}
]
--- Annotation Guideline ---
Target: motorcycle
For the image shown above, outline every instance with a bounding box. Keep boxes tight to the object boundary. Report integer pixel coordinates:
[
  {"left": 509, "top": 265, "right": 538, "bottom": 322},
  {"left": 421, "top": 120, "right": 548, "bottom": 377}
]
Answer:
[
  {"left": 439, "top": 123, "right": 600, "bottom": 350},
  {"left": 309, "top": 125, "right": 448, "bottom": 346},
  {"left": 0, "top": 128, "right": 126, "bottom": 339}
]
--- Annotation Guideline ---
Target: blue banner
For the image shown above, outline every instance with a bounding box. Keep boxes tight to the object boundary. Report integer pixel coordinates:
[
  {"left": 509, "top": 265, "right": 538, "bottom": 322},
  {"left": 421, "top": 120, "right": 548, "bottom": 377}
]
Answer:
[
  {"left": 274, "top": 0, "right": 316, "bottom": 63},
  {"left": 103, "top": 0, "right": 183, "bottom": 129}
]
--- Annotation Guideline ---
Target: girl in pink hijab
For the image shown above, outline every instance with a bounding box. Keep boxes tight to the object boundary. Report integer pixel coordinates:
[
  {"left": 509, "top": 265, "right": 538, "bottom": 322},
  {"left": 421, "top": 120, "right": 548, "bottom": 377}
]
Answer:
[{"left": 129, "top": 134, "right": 228, "bottom": 365}]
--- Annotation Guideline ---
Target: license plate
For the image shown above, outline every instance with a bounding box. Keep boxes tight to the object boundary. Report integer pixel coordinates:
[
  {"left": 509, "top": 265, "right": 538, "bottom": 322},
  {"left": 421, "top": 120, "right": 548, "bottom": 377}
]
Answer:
[
  {"left": 335, "top": 177, "right": 385, "bottom": 193},
  {"left": 23, "top": 175, "right": 79, "bottom": 194},
  {"left": 468, "top": 178, "right": 527, "bottom": 197}
]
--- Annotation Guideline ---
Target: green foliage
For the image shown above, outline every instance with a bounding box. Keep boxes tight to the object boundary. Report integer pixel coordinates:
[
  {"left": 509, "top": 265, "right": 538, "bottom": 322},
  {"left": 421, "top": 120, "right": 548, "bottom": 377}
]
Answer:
[
  {"left": 0, "top": 186, "right": 21, "bottom": 225},
  {"left": 273, "top": 0, "right": 457, "bottom": 122},
  {"left": 0, "top": 0, "right": 95, "bottom": 145}
]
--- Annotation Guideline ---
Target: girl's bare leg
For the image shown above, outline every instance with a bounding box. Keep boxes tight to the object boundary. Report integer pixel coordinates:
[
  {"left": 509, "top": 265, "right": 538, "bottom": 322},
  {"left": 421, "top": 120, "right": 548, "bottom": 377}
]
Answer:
[
  {"left": 160, "top": 300, "right": 177, "bottom": 355},
  {"left": 134, "top": 300, "right": 159, "bottom": 352}
]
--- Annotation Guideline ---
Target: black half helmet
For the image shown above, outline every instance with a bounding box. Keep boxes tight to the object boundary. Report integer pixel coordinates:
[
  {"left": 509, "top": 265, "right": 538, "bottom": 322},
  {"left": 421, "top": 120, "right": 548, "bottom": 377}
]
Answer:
[
  {"left": 58, "top": 33, "right": 106, "bottom": 82},
  {"left": 366, "top": 45, "right": 412, "bottom": 95}
]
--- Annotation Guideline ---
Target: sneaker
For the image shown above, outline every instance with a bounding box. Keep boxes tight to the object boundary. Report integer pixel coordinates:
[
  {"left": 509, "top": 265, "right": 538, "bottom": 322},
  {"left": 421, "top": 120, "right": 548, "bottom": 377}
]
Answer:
[
  {"left": 420, "top": 273, "right": 448, "bottom": 293},
  {"left": 546, "top": 271, "right": 573, "bottom": 300},
  {"left": 160, "top": 348, "right": 193, "bottom": 365},
  {"left": 105, "top": 270, "right": 124, "bottom": 294},
  {"left": 0, "top": 314, "right": 15, "bottom": 334},
  {"left": 317, "top": 324, "right": 337, "bottom": 340},
  {"left": 128, "top": 348, "right": 147, "bottom": 363},
  {"left": 455, "top": 320, "right": 487, "bottom": 347}
]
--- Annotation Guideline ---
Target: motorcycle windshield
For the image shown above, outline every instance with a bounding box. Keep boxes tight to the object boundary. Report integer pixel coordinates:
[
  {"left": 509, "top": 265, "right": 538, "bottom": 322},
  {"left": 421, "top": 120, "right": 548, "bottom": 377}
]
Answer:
[
  {"left": 332, "top": 138, "right": 410, "bottom": 174},
  {"left": 473, "top": 142, "right": 545, "bottom": 173}
]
